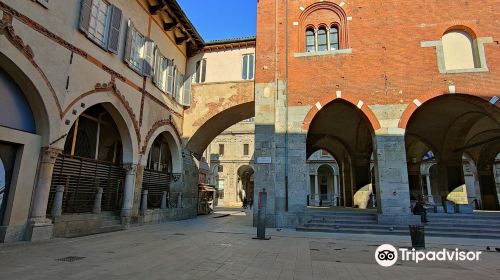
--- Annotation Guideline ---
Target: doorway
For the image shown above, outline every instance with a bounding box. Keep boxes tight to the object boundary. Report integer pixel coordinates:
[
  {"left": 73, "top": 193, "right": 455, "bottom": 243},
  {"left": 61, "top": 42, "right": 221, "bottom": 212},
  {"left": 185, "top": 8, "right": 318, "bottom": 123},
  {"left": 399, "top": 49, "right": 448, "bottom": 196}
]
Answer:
[{"left": 0, "top": 142, "right": 17, "bottom": 223}]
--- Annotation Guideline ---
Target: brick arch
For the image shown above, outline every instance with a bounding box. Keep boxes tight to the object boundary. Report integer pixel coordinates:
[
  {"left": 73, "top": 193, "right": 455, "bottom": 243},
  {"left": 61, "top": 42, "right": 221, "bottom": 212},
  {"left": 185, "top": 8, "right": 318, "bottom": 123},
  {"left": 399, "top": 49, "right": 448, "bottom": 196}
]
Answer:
[
  {"left": 59, "top": 87, "right": 141, "bottom": 164},
  {"left": 302, "top": 94, "right": 381, "bottom": 131},
  {"left": 398, "top": 89, "right": 500, "bottom": 129},
  {"left": 140, "top": 120, "right": 182, "bottom": 173}
]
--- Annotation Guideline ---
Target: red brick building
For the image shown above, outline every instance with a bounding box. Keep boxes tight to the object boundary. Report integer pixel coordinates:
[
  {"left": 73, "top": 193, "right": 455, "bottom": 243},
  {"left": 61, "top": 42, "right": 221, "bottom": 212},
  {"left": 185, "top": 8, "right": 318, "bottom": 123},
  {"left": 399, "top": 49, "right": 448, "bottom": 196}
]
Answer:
[{"left": 253, "top": 0, "right": 500, "bottom": 227}]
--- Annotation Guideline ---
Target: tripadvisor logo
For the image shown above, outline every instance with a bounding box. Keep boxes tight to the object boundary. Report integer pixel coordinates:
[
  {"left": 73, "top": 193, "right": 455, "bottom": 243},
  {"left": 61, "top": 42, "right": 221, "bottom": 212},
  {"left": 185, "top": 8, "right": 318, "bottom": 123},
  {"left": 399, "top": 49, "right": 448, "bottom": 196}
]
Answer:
[
  {"left": 375, "top": 244, "right": 398, "bottom": 267},
  {"left": 375, "top": 244, "right": 482, "bottom": 267}
]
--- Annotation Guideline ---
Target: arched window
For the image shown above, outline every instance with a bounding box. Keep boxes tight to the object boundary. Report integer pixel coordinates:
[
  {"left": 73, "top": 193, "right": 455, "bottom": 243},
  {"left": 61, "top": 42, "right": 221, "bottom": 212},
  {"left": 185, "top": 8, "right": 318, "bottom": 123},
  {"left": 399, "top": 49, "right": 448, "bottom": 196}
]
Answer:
[
  {"left": 442, "top": 30, "right": 478, "bottom": 70},
  {"left": 317, "top": 28, "right": 327, "bottom": 51},
  {"left": 330, "top": 26, "right": 339, "bottom": 50},
  {"left": 306, "top": 28, "right": 315, "bottom": 52},
  {"left": 147, "top": 136, "right": 172, "bottom": 172}
]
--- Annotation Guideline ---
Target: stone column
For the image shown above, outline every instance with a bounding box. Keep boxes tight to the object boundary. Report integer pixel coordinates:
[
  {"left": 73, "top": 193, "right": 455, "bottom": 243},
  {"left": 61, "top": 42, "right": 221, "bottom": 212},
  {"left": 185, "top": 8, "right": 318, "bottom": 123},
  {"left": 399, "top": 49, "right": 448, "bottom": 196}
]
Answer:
[
  {"left": 93, "top": 187, "right": 103, "bottom": 214},
  {"left": 177, "top": 192, "right": 183, "bottom": 208},
  {"left": 425, "top": 174, "right": 434, "bottom": 204},
  {"left": 333, "top": 175, "right": 338, "bottom": 206},
  {"left": 30, "top": 147, "right": 61, "bottom": 221},
  {"left": 50, "top": 186, "right": 65, "bottom": 217},
  {"left": 140, "top": 190, "right": 148, "bottom": 213},
  {"left": 373, "top": 134, "right": 420, "bottom": 225},
  {"left": 27, "top": 147, "right": 62, "bottom": 241},
  {"left": 121, "top": 164, "right": 137, "bottom": 220},
  {"left": 314, "top": 174, "right": 320, "bottom": 206},
  {"left": 161, "top": 191, "right": 167, "bottom": 209}
]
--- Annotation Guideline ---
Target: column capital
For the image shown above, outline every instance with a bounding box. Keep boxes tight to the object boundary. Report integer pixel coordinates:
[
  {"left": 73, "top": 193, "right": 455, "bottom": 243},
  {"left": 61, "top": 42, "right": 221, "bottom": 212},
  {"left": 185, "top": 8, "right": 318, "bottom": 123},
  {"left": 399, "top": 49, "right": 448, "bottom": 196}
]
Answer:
[
  {"left": 122, "top": 163, "right": 138, "bottom": 175},
  {"left": 41, "top": 147, "right": 63, "bottom": 164}
]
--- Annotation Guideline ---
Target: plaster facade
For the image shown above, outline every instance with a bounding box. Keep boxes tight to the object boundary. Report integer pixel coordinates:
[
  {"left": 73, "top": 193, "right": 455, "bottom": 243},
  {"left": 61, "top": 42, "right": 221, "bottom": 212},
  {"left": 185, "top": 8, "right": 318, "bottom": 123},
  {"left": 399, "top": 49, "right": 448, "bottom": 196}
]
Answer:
[
  {"left": 0, "top": 0, "right": 200, "bottom": 242},
  {"left": 253, "top": 0, "right": 500, "bottom": 227}
]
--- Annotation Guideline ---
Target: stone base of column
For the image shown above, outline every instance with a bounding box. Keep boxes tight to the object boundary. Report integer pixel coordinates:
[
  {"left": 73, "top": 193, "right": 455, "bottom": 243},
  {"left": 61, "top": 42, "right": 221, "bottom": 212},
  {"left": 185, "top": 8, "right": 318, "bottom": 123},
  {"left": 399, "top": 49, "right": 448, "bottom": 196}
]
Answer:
[
  {"left": 26, "top": 220, "right": 53, "bottom": 242},
  {"left": 0, "top": 224, "right": 26, "bottom": 243},
  {"left": 120, "top": 209, "right": 132, "bottom": 228},
  {"left": 377, "top": 214, "right": 421, "bottom": 225}
]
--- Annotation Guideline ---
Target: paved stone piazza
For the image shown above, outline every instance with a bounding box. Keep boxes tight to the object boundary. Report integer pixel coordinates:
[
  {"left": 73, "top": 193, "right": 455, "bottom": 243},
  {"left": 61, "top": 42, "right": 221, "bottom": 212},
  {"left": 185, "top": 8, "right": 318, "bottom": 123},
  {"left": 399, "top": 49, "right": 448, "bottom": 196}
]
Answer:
[{"left": 1, "top": 208, "right": 499, "bottom": 280}]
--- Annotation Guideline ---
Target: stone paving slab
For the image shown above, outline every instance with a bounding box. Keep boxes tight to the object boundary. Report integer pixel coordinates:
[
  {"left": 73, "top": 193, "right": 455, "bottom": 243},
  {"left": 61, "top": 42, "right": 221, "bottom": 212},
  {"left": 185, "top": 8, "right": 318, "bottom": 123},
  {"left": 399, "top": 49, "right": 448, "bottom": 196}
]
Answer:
[{"left": 0, "top": 209, "right": 499, "bottom": 280}]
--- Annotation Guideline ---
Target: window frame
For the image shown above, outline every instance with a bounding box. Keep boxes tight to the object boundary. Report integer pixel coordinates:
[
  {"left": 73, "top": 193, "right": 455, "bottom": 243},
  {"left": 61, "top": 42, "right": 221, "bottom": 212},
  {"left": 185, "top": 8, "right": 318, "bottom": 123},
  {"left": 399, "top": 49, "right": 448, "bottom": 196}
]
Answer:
[
  {"left": 129, "top": 27, "right": 146, "bottom": 74},
  {"left": 329, "top": 25, "right": 340, "bottom": 51},
  {"left": 87, "top": 0, "right": 111, "bottom": 48},
  {"left": 242, "top": 54, "right": 255, "bottom": 80},
  {"left": 218, "top": 144, "right": 224, "bottom": 157},
  {"left": 195, "top": 58, "right": 207, "bottom": 83},
  {"left": 153, "top": 50, "right": 169, "bottom": 94},
  {"left": 243, "top": 144, "right": 250, "bottom": 156},
  {"left": 305, "top": 28, "right": 316, "bottom": 52},
  {"left": 317, "top": 27, "right": 328, "bottom": 51}
]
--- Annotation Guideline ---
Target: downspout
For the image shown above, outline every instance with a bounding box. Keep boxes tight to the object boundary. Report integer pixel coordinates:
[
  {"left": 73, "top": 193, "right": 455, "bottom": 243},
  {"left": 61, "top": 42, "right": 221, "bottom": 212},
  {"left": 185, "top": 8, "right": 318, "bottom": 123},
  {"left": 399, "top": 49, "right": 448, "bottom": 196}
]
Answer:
[{"left": 284, "top": 0, "right": 289, "bottom": 212}]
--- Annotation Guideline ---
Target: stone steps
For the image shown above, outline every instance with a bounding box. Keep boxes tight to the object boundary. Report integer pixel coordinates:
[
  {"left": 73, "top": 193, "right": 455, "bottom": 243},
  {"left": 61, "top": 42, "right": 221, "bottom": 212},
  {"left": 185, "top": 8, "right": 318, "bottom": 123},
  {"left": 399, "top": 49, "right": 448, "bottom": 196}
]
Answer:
[
  {"left": 65, "top": 224, "right": 126, "bottom": 238},
  {"left": 302, "top": 222, "right": 500, "bottom": 234},
  {"left": 298, "top": 211, "right": 500, "bottom": 239},
  {"left": 296, "top": 226, "right": 500, "bottom": 240}
]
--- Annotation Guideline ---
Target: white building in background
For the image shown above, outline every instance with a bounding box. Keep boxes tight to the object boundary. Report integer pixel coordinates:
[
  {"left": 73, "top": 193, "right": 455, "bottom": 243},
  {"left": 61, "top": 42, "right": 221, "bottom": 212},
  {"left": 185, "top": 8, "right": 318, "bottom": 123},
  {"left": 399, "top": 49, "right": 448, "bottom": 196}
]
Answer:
[{"left": 204, "top": 119, "right": 255, "bottom": 207}]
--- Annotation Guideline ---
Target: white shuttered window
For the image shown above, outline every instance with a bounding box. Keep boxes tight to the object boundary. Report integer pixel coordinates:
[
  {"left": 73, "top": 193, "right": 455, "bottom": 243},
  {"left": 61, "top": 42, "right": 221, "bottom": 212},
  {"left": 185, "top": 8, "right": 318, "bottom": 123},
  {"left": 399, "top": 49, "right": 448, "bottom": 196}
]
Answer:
[{"left": 79, "top": 0, "right": 122, "bottom": 53}]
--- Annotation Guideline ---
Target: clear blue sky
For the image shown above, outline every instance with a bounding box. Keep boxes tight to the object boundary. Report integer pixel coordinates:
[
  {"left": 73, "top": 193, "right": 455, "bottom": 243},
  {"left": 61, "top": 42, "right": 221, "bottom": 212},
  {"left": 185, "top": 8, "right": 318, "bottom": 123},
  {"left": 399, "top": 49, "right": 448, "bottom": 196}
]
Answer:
[{"left": 177, "top": 0, "right": 257, "bottom": 42}]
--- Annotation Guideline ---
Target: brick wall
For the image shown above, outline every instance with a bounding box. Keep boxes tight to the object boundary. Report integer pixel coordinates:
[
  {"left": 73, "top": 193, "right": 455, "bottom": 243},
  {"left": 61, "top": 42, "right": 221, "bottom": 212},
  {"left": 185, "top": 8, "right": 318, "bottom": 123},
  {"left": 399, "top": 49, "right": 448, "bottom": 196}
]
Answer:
[{"left": 256, "top": 0, "right": 500, "bottom": 112}]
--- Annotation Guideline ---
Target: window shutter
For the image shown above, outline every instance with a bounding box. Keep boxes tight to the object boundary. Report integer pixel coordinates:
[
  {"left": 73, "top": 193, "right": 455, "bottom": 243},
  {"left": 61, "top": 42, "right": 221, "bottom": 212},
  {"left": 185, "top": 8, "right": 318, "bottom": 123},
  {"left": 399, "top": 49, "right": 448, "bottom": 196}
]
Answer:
[
  {"left": 123, "top": 20, "right": 134, "bottom": 65},
  {"left": 142, "top": 38, "right": 155, "bottom": 77},
  {"left": 79, "top": 0, "right": 93, "bottom": 34},
  {"left": 167, "top": 60, "right": 174, "bottom": 95},
  {"left": 152, "top": 47, "right": 160, "bottom": 86},
  {"left": 177, "top": 74, "right": 184, "bottom": 102},
  {"left": 107, "top": 5, "right": 123, "bottom": 54},
  {"left": 182, "top": 75, "right": 192, "bottom": 106}
]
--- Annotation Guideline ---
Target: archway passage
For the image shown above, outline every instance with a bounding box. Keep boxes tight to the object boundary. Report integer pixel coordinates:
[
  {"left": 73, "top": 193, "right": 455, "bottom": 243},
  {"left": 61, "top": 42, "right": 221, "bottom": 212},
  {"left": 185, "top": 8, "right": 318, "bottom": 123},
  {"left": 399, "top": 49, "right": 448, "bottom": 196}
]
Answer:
[
  {"left": 237, "top": 165, "right": 254, "bottom": 208},
  {"left": 142, "top": 133, "right": 175, "bottom": 209},
  {"left": 406, "top": 94, "right": 500, "bottom": 211},
  {"left": 307, "top": 151, "right": 341, "bottom": 207},
  {"left": 186, "top": 102, "right": 255, "bottom": 158},
  {"left": 307, "top": 100, "right": 375, "bottom": 208},
  {"left": 48, "top": 104, "right": 127, "bottom": 214},
  {"left": 314, "top": 164, "right": 336, "bottom": 206},
  {"left": 0, "top": 66, "right": 38, "bottom": 224}
]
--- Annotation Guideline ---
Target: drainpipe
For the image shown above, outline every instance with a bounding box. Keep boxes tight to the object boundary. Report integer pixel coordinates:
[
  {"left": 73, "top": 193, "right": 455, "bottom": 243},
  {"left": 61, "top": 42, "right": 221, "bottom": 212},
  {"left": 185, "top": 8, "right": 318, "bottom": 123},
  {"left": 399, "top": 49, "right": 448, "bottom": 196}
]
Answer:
[{"left": 284, "top": 0, "right": 289, "bottom": 212}]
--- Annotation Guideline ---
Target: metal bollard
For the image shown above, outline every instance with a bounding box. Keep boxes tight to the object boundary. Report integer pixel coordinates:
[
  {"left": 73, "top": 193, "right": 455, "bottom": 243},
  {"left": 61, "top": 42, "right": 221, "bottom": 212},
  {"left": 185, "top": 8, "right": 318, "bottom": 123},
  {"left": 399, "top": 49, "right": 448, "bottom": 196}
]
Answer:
[{"left": 254, "top": 188, "right": 270, "bottom": 240}]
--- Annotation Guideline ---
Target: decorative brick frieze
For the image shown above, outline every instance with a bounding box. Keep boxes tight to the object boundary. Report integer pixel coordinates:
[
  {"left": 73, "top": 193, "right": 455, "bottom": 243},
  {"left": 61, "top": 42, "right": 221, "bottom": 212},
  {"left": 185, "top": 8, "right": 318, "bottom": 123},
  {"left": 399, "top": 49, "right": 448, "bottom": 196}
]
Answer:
[{"left": 141, "top": 118, "right": 182, "bottom": 154}]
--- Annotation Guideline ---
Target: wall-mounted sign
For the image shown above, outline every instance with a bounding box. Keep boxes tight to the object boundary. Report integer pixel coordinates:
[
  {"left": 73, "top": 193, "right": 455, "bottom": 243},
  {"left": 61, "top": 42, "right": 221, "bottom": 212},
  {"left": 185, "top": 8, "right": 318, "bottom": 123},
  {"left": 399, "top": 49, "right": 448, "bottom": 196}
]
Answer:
[{"left": 257, "top": 157, "right": 272, "bottom": 164}]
